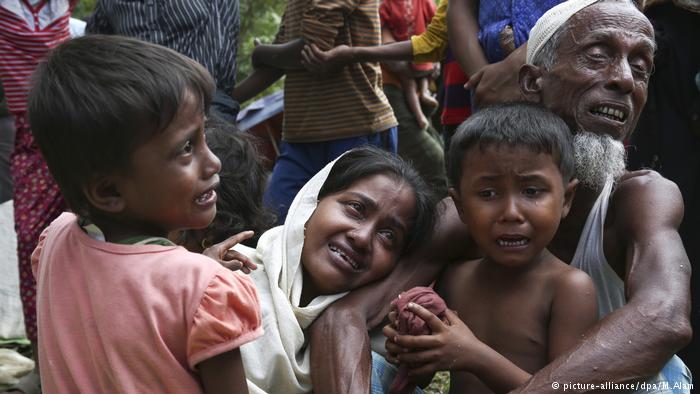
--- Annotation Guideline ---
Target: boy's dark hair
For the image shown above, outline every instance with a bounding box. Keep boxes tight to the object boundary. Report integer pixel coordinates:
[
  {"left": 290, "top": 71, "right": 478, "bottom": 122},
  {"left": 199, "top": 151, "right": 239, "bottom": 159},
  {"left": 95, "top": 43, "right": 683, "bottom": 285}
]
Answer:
[
  {"left": 448, "top": 102, "right": 575, "bottom": 188},
  {"left": 28, "top": 35, "right": 215, "bottom": 217},
  {"left": 318, "top": 146, "right": 438, "bottom": 255},
  {"left": 195, "top": 119, "right": 276, "bottom": 247}
]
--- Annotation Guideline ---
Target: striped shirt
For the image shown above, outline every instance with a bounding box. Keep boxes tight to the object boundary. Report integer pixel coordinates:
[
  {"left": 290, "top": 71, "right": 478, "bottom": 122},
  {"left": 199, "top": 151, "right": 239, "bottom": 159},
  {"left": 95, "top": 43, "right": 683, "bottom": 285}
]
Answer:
[
  {"left": 276, "top": 0, "right": 397, "bottom": 142},
  {"left": 0, "top": 0, "right": 74, "bottom": 116},
  {"left": 86, "top": 0, "right": 239, "bottom": 94}
]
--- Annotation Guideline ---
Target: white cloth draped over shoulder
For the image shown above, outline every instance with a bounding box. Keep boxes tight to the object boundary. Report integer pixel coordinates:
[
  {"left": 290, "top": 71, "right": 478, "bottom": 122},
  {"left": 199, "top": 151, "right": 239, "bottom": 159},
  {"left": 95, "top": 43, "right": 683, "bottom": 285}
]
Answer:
[{"left": 236, "top": 157, "right": 348, "bottom": 394}]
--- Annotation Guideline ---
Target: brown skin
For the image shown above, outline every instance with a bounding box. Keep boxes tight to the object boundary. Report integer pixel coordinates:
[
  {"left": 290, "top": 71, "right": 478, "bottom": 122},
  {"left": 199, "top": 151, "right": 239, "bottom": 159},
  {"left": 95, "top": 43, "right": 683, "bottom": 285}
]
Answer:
[
  {"left": 309, "top": 3, "right": 692, "bottom": 393},
  {"left": 447, "top": 0, "right": 524, "bottom": 107},
  {"left": 197, "top": 348, "right": 249, "bottom": 394},
  {"left": 384, "top": 146, "right": 597, "bottom": 394}
]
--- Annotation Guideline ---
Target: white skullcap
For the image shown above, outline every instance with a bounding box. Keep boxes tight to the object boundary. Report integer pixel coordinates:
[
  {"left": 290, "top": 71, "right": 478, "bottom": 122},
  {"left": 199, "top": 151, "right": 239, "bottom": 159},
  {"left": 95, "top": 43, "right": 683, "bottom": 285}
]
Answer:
[{"left": 526, "top": 0, "right": 601, "bottom": 64}]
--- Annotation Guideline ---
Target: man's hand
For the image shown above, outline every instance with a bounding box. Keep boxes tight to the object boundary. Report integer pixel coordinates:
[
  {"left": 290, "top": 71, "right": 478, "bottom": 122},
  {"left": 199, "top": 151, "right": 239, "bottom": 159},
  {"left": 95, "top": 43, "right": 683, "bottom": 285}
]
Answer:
[
  {"left": 384, "top": 303, "right": 481, "bottom": 376},
  {"left": 465, "top": 44, "right": 526, "bottom": 108},
  {"left": 202, "top": 231, "right": 258, "bottom": 274}
]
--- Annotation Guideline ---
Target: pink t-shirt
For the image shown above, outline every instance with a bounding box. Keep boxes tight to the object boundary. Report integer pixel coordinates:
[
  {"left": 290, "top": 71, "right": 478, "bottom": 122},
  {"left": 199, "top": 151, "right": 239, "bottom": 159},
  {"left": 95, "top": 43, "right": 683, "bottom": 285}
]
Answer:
[{"left": 31, "top": 213, "right": 263, "bottom": 393}]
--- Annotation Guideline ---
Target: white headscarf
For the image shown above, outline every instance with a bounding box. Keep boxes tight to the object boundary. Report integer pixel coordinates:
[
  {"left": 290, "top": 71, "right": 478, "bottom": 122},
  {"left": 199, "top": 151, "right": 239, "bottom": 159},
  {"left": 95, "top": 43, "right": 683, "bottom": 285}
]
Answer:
[
  {"left": 237, "top": 157, "right": 348, "bottom": 394},
  {"left": 526, "top": 0, "right": 601, "bottom": 64}
]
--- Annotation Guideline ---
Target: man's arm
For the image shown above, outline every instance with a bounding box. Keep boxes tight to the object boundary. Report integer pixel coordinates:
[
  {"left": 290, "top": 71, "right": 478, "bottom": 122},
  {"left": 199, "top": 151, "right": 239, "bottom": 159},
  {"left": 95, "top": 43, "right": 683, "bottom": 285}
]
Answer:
[
  {"left": 309, "top": 199, "right": 478, "bottom": 393},
  {"left": 514, "top": 171, "right": 692, "bottom": 393}
]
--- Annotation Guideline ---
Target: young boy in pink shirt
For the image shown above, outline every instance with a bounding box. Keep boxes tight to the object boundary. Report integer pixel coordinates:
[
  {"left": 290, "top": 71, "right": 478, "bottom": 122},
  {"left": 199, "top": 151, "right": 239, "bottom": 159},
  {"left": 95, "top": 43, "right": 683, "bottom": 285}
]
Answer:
[{"left": 27, "top": 35, "right": 263, "bottom": 393}]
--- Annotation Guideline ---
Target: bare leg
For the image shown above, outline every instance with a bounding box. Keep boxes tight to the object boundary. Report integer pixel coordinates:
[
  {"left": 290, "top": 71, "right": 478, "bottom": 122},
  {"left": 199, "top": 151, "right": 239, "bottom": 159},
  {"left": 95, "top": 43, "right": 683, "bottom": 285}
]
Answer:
[
  {"left": 401, "top": 77, "right": 429, "bottom": 130},
  {"left": 418, "top": 77, "right": 438, "bottom": 110}
]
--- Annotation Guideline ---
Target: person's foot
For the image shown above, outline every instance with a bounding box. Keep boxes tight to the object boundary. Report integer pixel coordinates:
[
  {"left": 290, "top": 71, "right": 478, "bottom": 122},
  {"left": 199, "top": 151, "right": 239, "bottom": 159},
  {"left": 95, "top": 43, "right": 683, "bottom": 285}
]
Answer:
[
  {"left": 415, "top": 112, "right": 429, "bottom": 130},
  {"left": 420, "top": 92, "right": 439, "bottom": 110}
]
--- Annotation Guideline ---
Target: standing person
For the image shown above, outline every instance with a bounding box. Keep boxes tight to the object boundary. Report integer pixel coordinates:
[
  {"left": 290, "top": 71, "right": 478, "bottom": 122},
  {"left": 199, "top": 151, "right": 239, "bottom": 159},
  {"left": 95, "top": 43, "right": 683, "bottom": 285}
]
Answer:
[
  {"left": 236, "top": 0, "right": 398, "bottom": 223},
  {"left": 0, "top": 0, "right": 74, "bottom": 376},
  {"left": 29, "top": 35, "right": 263, "bottom": 393},
  {"left": 86, "top": 0, "right": 242, "bottom": 122},
  {"left": 308, "top": 1, "right": 693, "bottom": 392}
]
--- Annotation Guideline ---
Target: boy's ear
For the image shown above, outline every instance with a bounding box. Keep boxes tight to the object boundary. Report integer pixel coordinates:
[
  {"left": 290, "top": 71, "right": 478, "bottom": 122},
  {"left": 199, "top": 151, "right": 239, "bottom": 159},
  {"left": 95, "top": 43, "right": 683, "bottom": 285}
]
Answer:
[
  {"left": 448, "top": 187, "right": 467, "bottom": 224},
  {"left": 519, "top": 64, "right": 544, "bottom": 103},
  {"left": 84, "top": 176, "right": 125, "bottom": 213},
  {"left": 561, "top": 178, "right": 579, "bottom": 219}
]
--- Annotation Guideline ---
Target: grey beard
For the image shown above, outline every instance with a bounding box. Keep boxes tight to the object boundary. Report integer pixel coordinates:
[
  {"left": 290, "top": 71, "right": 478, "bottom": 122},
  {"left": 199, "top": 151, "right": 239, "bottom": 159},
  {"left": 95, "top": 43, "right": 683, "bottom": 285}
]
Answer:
[{"left": 573, "top": 132, "right": 627, "bottom": 192}]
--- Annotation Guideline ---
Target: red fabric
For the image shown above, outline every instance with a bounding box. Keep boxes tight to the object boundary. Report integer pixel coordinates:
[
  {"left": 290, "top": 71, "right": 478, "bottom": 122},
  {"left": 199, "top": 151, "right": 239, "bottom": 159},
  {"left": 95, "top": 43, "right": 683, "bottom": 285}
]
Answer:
[
  {"left": 0, "top": 1, "right": 74, "bottom": 341},
  {"left": 380, "top": 0, "right": 436, "bottom": 42},
  {"left": 389, "top": 286, "right": 447, "bottom": 394}
]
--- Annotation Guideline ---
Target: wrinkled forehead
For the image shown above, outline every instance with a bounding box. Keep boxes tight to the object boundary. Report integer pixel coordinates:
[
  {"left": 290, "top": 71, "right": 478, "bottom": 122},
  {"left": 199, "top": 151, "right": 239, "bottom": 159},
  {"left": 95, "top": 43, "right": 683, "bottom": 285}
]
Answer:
[{"left": 564, "top": 2, "right": 655, "bottom": 49}]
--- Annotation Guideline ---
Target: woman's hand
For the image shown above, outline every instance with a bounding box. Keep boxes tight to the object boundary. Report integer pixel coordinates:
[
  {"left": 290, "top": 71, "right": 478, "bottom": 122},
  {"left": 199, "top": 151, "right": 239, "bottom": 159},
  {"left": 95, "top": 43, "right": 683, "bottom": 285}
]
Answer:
[
  {"left": 202, "top": 231, "right": 258, "bottom": 274},
  {"left": 388, "top": 303, "right": 483, "bottom": 376}
]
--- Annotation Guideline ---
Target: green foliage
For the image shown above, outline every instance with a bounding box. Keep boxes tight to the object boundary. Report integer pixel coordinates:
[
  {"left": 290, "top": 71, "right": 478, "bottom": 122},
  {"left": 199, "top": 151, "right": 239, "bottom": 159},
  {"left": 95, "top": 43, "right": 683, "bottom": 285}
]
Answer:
[
  {"left": 237, "top": 0, "right": 287, "bottom": 103},
  {"left": 72, "top": 0, "right": 97, "bottom": 20}
]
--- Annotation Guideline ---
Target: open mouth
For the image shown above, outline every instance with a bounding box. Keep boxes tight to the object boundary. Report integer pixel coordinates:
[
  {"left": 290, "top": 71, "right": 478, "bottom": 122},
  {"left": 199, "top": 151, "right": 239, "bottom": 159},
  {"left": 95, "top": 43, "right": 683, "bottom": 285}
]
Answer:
[
  {"left": 496, "top": 237, "right": 529, "bottom": 247},
  {"left": 329, "top": 244, "right": 361, "bottom": 270},
  {"left": 195, "top": 188, "right": 217, "bottom": 205},
  {"left": 590, "top": 106, "right": 627, "bottom": 123}
]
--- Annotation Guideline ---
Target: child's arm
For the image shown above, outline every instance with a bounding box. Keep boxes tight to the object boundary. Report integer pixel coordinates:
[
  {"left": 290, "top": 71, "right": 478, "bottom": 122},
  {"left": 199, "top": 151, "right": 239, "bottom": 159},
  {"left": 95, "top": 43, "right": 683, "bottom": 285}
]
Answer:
[
  {"left": 198, "top": 349, "right": 249, "bottom": 394},
  {"left": 232, "top": 67, "right": 284, "bottom": 104},
  {"left": 547, "top": 269, "right": 598, "bottom": 360},
  {"left": 387, "top": 304, "right": 531, "bottom": 393},
  {"left": 301, "top": 0, "right": 448, "bottom": 73},
  {"left": 301, "top": 41, "right": 414, "bottom": 73},
  {"left": 252, "top": 39, "right": 306, "bottom": 71}
]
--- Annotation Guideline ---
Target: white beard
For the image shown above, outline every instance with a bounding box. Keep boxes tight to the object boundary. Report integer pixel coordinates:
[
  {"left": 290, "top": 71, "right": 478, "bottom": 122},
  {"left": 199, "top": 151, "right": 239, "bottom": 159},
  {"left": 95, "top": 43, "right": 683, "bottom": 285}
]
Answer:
[{"left": 573, "top": 131, "right": 627, "bottom": 192}]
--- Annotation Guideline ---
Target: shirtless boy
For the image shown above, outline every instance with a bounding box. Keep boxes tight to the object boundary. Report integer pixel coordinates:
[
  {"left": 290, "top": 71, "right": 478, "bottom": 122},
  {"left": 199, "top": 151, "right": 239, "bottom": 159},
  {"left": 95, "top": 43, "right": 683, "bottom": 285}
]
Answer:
[{"left": 387, "top": 103, "right": 598, "bottom": 393}]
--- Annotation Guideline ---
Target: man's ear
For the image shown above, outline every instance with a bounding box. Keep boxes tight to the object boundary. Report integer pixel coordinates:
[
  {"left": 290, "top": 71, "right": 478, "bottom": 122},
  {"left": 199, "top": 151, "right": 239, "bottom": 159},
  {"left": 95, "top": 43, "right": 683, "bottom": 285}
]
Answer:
[
  {"left": 448, "top": 187, "right": 467, "bottom": 224},
  {"left": 84, "top": 176, "right": 125, "bottom": 213},
  {"left": 561, "top": 178, "right": 579, "bottom": 219},
  {"left": 519, "top": 64, "right": 544, "bottom": 102}
]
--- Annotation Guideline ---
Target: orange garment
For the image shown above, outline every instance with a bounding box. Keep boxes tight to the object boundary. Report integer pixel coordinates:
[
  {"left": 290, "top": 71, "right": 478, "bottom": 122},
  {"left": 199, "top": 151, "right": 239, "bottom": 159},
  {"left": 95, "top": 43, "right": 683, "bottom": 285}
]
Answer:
[
  {"left": 380, "top": 0, "right": 436, "bottom": 71},
  {"left": 380, "top": 0, "right": 436, "bottom": 42},
  {"left": 31, "top": 213, "right": 263, "bottom": 393}
]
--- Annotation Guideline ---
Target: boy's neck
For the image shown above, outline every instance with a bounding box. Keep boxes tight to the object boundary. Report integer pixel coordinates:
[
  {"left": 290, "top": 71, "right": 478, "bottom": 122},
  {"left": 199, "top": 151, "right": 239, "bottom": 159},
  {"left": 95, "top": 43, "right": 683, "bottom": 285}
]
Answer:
[{"left": 479, "top": 249, "right": 551, "bottom": 279}]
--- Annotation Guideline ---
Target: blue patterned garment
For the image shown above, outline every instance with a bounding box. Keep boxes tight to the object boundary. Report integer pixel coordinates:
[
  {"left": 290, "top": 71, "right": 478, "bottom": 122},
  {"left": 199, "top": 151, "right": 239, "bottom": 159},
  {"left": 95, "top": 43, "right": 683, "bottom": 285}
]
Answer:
[
  {"left": 477, "top": 0, "right": 564, "bottom": 63},
  {"left": 371, "top": 351, "right": 425, "bottom": 394}
]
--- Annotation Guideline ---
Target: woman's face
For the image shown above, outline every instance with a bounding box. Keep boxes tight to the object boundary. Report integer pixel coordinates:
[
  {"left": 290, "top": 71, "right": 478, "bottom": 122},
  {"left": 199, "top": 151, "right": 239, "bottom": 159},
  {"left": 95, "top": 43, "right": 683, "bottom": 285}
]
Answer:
[{"left": 301, "top": 174, "right": 416, "bottom": 296}]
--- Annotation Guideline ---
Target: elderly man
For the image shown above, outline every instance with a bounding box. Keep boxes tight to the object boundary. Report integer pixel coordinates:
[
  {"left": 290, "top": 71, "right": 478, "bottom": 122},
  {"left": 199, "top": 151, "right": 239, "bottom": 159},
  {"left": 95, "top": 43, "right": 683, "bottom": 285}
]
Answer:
[{"left": 308, "top": 0, "right": 692, "bottom": 392}]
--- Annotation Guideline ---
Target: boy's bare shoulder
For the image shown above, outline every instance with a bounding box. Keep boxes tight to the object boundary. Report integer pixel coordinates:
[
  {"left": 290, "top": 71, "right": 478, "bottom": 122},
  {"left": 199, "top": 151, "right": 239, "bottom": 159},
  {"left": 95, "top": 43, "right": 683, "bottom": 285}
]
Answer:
[{"left": 544, "top": 256, "right": 596, "bottom": 298}]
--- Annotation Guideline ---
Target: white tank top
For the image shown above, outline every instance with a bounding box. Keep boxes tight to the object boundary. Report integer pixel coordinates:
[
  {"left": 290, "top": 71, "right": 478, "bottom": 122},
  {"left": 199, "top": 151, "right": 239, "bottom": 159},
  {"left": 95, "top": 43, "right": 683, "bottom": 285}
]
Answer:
[{"left": 570, "top": 177, "right": 626, "bottom": 318}]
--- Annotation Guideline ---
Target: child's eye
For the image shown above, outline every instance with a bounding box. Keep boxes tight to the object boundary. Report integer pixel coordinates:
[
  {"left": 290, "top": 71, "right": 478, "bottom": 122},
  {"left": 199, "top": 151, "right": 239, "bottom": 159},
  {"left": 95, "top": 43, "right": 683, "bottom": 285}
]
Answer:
[
  {"left": 478, "top": 190, "right": 496, "bottom": 198},
  {"left": 182, "top": 140, "right": 194, "bottom": 154},
  {"left": 523, "top": 187, "right": 543, "bottom": 197}
]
